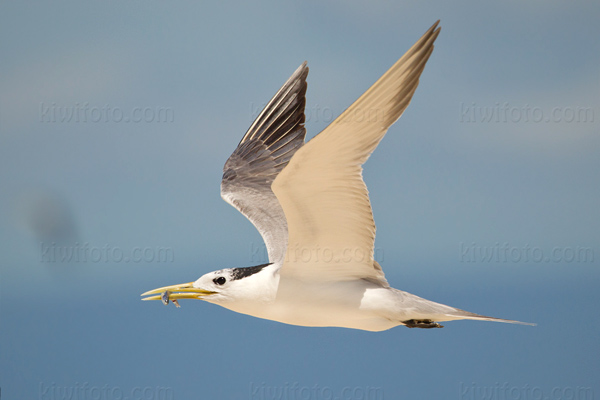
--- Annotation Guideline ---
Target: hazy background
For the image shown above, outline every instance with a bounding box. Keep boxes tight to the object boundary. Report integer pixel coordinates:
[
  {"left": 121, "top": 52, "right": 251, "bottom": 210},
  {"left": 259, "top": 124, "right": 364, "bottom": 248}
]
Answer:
[{"left": 1, "top": 1, "right": 599, "bottom": 399}]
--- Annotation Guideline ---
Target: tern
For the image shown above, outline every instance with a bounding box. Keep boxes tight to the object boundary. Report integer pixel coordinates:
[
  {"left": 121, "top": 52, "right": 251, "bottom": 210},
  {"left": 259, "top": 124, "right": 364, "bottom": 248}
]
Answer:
[{"left": 142, "top": 21, "right": 532, "bottom": 331}]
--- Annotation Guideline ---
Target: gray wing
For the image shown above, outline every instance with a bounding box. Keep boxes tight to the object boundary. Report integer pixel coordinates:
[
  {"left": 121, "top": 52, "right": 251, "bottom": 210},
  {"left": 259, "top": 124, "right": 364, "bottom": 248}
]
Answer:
[{"left": 221, "top": 62, "right": 309, "bottom": 263}]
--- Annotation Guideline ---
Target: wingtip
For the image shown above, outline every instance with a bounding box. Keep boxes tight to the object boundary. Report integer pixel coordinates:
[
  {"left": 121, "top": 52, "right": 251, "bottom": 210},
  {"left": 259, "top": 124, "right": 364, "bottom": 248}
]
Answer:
[
  {"left": 429, "top": 20, "right": 441, "bottom": 38},
  {"left": 409, "top": 21, "right": 441, "bottom": 54},
  {"left": 296, "top": 60, "right": 308, "bottom": 71},
  {"left": 288, "top": 61, "right": 309, "bottom": 82},
  {"left": 297, "top": 61, "right": 309, "bottom": 75}
]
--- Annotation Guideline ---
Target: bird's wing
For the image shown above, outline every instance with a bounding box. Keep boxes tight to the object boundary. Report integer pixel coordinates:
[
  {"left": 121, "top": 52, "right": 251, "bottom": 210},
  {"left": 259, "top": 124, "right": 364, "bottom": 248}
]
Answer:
[
  {"left": 272, "top": 21, "right": 441, "bottom": 283},
  {"left": 221, "top": 62, "right": 309, "bottom": 264}
]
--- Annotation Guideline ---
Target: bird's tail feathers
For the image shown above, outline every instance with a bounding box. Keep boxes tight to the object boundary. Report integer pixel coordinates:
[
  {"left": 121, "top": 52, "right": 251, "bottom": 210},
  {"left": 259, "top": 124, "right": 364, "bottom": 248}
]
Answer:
[{"left": 448, "top": 310, "right": 536, "bottom": 326}]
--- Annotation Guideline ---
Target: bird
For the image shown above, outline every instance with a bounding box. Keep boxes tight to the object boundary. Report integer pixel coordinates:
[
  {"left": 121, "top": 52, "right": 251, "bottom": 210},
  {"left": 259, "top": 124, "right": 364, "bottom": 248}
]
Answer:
[{"left": 141, "top": 21, "right": 533, "bottom": 331}]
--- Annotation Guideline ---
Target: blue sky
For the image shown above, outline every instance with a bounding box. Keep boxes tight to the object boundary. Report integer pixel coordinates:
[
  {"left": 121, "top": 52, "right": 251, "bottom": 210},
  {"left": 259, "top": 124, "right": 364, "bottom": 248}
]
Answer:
[{"left": 1, "top": 1, "right": 599, "bottom": 399}]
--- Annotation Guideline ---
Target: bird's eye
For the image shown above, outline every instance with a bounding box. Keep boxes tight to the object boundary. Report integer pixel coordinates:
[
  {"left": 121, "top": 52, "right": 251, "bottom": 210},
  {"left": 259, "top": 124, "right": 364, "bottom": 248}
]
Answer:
[{"left": 213, "top": 277, "right": 226, "bottom": 285}]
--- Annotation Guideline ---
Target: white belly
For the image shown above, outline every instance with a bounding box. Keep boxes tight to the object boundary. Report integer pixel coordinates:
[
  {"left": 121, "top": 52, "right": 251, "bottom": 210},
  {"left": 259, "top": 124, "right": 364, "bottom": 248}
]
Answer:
[{"left": 218, "top": 278, "right": 402, "bottom": 332}]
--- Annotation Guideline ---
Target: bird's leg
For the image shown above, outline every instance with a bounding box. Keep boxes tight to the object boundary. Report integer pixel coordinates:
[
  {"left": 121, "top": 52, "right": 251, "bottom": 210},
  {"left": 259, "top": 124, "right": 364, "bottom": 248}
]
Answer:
[{"left": 402, "top": 319, "right": 444, "bottom": 329}]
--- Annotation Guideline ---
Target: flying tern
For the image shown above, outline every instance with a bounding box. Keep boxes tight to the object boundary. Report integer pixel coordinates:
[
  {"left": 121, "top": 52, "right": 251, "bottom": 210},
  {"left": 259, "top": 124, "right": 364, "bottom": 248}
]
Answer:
[{"left": 142, "top": 21, "right": 532, "bottom": 330}]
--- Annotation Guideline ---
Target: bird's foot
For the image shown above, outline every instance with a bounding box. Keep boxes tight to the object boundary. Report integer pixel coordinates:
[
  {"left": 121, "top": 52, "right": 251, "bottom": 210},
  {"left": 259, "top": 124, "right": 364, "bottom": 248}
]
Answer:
[{"left": 402, "top": 319, "right": 444, "bottom": 329}]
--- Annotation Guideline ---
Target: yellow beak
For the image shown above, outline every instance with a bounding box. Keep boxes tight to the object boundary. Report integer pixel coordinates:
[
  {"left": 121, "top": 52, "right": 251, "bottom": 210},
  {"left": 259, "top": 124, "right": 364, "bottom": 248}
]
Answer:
[{"left": 141, "top": 282, "right": 216, "bottom": 307}]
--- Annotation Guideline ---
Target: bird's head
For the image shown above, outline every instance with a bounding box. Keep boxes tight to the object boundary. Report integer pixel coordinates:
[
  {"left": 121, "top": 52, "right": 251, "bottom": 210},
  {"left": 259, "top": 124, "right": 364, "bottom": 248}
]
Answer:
[{"left": 141, "top": 263, "right": 274, "bottom": 306}]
